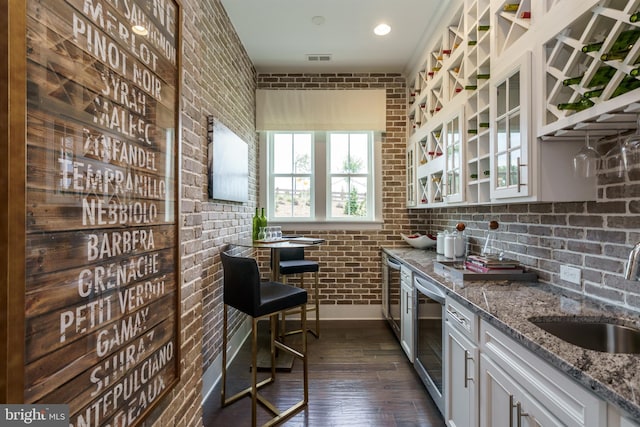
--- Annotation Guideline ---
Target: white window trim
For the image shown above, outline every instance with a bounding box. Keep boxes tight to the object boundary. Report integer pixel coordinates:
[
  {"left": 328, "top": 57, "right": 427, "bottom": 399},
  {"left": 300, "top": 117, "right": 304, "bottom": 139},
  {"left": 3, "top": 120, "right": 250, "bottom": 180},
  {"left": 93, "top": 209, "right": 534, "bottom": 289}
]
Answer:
[{"left": 259, "top": 132, "right": 383, "bottom": 230}]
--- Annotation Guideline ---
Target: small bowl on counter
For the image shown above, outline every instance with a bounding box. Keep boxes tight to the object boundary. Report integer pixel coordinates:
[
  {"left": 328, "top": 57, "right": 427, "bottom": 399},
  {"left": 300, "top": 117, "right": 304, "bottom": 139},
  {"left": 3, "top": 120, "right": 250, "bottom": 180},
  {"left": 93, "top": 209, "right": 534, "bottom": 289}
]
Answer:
[{"left": 401, "top": 233, "right": 437, "bottom": 249}]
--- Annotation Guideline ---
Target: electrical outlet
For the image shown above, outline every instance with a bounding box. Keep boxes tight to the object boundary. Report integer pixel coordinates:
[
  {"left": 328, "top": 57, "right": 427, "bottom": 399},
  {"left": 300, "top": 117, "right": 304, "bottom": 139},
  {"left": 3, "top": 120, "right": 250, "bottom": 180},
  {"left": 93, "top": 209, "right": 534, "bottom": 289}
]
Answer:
[{"left": 560, "top": 265, "right": 581, "bottom": 285}]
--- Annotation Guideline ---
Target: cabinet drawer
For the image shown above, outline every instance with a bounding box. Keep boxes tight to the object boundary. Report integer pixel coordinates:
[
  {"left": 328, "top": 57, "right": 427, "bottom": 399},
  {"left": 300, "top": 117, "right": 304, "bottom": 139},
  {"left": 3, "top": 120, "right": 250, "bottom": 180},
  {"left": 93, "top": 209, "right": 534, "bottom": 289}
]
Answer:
[
  {"left": 481, "top": 320, "right": 605, "bottom": 427},
  {"left": 445, "top": 297, "right": 477, "bottom": 342}
]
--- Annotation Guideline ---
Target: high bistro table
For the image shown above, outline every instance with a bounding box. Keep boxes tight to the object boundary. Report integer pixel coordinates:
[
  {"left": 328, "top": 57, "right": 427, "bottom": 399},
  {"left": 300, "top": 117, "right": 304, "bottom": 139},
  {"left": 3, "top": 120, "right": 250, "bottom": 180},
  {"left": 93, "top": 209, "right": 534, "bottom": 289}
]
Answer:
[{"left": 226, "top": 236, "right": 325, "bottom": 370}]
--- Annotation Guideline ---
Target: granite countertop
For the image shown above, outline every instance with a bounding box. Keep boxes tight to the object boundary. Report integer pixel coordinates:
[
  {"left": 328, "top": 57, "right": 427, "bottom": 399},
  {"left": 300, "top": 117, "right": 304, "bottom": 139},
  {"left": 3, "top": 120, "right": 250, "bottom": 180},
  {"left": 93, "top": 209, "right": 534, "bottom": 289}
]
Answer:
[{"left": 383, "top": 247, "right": 640, "bottom": 420}]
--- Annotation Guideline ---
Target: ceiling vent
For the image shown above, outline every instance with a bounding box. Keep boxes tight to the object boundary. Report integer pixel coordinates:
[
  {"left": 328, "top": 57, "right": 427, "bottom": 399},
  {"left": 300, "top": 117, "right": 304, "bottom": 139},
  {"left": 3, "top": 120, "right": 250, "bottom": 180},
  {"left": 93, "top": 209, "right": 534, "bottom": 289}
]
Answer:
[{"left": 306, "top": 54, "right": 332, "bottom": 62}]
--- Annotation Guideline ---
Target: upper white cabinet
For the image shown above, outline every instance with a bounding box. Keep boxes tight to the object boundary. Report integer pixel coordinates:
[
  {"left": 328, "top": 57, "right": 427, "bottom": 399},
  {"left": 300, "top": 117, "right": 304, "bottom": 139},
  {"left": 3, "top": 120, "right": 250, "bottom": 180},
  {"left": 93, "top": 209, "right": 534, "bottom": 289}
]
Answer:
[
  {"left": 540, "top": 0, "right": 640, "bottom": 141},
  {"left": 406, "top": 0, "right": 640, "bottom": 207},
  {"left": 490, "top": 51, "right": 532, "bottom": 200}
]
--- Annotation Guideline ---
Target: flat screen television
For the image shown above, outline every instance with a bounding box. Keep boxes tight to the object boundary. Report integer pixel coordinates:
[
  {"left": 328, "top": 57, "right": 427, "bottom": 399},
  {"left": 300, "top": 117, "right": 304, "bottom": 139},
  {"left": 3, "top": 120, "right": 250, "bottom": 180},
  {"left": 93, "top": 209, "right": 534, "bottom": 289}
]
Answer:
[{"left": 207, "top": 117, "right": 249, "bottom": 202}]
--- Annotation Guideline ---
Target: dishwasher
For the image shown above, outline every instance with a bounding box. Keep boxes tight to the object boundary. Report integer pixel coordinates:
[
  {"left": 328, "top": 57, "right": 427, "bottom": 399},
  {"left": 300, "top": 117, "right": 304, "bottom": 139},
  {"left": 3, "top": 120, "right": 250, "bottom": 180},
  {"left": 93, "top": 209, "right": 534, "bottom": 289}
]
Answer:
[{"left": 413, "top": 275, "right": 446, "bottom": 415}]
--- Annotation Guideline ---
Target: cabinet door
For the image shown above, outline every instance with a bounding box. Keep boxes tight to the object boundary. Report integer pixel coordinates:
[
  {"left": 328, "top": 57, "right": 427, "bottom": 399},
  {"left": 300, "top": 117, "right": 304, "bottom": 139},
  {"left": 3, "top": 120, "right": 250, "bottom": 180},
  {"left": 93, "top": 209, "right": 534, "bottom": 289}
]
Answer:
[
  {"left": 445, "top": 114, "right": 465, "bottom": 203},
  {"left": 445, "top": 322, "right": 477, "bottom": 427},
  {"left": 400, "top": 280, "right": 413, "bottom": 361},
  {"left": 480, "top": 354, "right": 562, "bottom": 427},
  {"left": 491, "top": 51, "right": 532, "bottom": 200}
]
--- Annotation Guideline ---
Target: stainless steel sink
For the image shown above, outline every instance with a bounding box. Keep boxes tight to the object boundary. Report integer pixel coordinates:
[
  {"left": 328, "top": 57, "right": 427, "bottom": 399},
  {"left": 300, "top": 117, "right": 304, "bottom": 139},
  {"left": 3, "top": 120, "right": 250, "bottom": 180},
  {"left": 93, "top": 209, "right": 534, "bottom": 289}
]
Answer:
[{"left": 529, "top": 318, "right": 640, "bottom": 354}]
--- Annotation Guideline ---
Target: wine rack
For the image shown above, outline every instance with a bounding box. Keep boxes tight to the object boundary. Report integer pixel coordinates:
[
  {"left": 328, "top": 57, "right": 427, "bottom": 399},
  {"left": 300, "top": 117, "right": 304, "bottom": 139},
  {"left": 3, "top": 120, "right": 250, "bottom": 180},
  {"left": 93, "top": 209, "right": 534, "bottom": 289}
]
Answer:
[
  {"left": 494, "top": 0, "right": 532, "bottom": 56},
  {"left": 408, "top": 3, "right": 465, "bottom": 207},
  {"left": 541, "top": 0, "right": 640, "bottom": 141},
  {"left": 465, "top": 0, "right": 492, "bottom": 204}
]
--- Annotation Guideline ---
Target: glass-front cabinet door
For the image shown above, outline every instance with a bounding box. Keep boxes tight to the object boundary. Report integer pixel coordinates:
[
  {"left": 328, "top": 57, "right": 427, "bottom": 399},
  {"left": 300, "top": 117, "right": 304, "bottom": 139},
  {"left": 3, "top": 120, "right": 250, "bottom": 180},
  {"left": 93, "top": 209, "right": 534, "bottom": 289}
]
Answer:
[
  {"left": 491, "top": 52, "right": 531, "bottom": 199},
  {"left": 445, "top": 114, "right": 464, "bottom": 203}
]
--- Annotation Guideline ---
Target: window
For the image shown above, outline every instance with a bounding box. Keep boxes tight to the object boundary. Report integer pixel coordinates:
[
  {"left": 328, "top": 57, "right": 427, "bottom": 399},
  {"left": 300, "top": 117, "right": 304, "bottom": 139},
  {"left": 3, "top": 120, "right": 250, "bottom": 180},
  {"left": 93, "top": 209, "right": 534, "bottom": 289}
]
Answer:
[{"left": 264, "top": 131, "right": 379, "bottom": 224}]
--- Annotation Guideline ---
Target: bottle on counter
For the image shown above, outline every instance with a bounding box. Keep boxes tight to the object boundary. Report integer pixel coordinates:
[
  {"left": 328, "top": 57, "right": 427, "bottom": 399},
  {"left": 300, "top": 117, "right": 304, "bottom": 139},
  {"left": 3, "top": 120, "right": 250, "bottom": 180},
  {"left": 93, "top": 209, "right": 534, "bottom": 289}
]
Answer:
[
  {"left": 259, "top": 207, "right": 268, "bottom": 230},
  {"left": 444, "top": 234, "right": 455, "bottom": 258},
  {"left": 482, "top": 220, "right": 502, "bottom": 260},
  {"left": 436, "top": 231, "right": 448, "bottom": 255},
  {"left": 252, "top": 207, "right": 260, "bottom": 240},
  {"left": 454, "top": 222, "right": 467, "bottom": 258}
]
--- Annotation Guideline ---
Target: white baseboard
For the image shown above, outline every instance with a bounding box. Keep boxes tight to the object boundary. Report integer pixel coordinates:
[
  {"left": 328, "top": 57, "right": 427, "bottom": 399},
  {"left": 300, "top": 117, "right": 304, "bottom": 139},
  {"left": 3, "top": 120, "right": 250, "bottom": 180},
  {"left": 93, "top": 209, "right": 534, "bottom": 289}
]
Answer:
[{"left": 317, "top": 304, "right": 384, "bottom": 320}]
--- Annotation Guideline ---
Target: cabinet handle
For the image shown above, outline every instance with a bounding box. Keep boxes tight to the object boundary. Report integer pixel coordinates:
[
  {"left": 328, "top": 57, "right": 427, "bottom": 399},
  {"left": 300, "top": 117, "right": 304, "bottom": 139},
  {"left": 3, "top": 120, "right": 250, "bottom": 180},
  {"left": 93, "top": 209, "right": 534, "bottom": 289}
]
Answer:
[
  {"left": 517, "top": 402, "right": 529, "bottom": 427},
  {"left": 406, "top": 292, "right": 410, "bottom": 314},
  {"left": 463, "top": 350, "right": 473, "bottom": 388},
  {"left": 509, "top": 395, "right": 528, "bottom": 427},
  {"left": 516, "top": 156, "right": 527, "bottom": 193}
]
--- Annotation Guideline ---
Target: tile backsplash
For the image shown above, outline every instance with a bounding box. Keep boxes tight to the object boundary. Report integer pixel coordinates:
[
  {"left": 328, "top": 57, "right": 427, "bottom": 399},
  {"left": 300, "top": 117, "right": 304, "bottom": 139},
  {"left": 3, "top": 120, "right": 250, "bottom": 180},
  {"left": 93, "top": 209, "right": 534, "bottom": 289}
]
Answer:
[{"left": 409, "top": 164, "right": 640, "bottom": 312}]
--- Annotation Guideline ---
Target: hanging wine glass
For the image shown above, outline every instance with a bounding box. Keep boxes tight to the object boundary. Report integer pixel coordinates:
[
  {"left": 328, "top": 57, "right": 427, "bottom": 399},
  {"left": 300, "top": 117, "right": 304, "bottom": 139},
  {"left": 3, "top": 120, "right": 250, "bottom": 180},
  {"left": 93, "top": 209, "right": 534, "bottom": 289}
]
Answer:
[
  {"left": 604, "top": 132, "right": 625, "bottom": 180},
  {"left": 622, "top": 114, "right": 640, "bottom": 176},
  {"left": 573, "top": 131, "right": 601, "bottom": 178}
]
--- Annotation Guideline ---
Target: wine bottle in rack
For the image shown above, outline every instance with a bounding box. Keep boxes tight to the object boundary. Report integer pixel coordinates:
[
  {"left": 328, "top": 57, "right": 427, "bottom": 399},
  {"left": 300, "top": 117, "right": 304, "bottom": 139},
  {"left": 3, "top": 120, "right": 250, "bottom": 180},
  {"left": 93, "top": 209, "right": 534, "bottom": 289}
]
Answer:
[
  {"left": 465, "top": 85, "right": 477, "bottom": 90},
  {"left": 468, "top": 40, "right": 477, "bottom": 46},
  {"left": 600, "top": 29, "right": 640, "bottom": 61},
  {"left": 630, "top": 67, "right": 640, "bottom": 76},
  {"left": 630, "top": 11, "right": 640, "bottom": 23},
  {"left": 562, "top": 65, "right": 616, "bottom": 87},
  {"left": 477, "top": 73, "right": 490, "bottom": 80},
  {"left": 478, "top": 25, "right": 490, "bottom": 31},
  {"left": 612, "top": 75, "right": 640, "bottom": 97},
  {"left": 581, "top": 41, "right": 604, "bottom": 53},
  {"left": 557, "top": 97, "right": 595, "bottom": 111},
  {"left": 503, "top": 4, "right": 519, "bottom": 12},
  {"left": 583, "top": 88, "right": 603, "bottom": 98}
]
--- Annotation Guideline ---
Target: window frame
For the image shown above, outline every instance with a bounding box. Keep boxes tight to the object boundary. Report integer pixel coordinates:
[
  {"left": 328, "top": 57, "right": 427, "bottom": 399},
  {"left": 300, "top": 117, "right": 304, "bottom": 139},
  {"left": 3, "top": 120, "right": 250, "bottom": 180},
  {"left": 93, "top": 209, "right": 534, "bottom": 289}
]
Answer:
[{"left": 260, "top": 130, "right": 383, "bottom": 230}]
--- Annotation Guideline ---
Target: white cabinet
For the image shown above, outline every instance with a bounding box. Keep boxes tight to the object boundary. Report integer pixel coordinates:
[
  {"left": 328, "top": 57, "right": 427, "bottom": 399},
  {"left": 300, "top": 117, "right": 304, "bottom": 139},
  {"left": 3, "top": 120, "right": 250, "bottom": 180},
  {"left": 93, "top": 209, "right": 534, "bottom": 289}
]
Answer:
[
  {"left": 406, "top": 0, "right": 640, "bottom": 207},
  {"left": 480, "top": 353, "right": 562, "bottom": 427},
  {"left": 607, "top": 403, "right": 640, "bottom": 427},
  {"left": 400, "top": 265, "right": 414, "bottom": 361},
  {"left": 480, "top": 320, "right": 607, "bottom": 427},
  {"left": 445, "top": 298, "right": 478, "bottom": 427},
  {"left": 490, "top": 51, "right": 532, "bottom": 199}
]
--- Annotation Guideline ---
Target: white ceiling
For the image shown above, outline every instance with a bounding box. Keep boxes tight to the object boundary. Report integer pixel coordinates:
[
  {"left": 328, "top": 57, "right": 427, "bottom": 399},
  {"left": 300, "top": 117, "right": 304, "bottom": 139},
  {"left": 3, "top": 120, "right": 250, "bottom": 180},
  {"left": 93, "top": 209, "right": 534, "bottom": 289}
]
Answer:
[{"left": 220, "top": 0, "right": 450, "bottom": 74}]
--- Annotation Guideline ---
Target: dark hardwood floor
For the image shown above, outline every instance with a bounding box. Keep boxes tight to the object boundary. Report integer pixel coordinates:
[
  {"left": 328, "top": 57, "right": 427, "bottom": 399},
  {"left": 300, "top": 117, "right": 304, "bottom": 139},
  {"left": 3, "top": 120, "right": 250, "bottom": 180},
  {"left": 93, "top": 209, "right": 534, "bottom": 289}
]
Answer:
[{"left": 203, "top": 320, "right": 446, "bottom": 426}]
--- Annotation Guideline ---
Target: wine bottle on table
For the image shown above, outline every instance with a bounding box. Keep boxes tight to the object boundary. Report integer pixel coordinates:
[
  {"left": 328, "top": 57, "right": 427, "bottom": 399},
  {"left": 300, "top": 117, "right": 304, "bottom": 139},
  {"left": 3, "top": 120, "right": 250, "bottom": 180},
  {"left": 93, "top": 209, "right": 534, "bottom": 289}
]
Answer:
[
  {"left": 252, "top": 208, "right": 260, "bottom": 240},
  {"left": 259, "top": 207, "right": 267, "bottom": 230},
  {"left": 557, "top": 97, "right": 594, "bottom": 111}
]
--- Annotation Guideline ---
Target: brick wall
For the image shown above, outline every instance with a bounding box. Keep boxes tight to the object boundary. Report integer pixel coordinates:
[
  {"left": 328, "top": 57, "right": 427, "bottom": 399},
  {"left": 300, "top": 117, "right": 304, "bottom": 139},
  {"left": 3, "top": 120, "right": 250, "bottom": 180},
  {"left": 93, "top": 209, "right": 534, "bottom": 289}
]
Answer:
[
  {"left": 409, "top": 140, "right": 640, "bottom": 312},
  {"left": 145, "top": 0, "right": 257, "bottom": 425},
  {"left": 256, "top": 74, "right": 411, "bottom": 308}
]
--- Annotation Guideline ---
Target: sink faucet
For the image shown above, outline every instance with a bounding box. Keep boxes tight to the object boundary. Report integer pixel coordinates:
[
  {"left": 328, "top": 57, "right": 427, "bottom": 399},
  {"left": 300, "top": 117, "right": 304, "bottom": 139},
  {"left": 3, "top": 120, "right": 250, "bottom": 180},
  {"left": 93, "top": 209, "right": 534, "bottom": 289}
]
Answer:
[{"left": 625, "top": 242, "right": 640, "bottom": 280}]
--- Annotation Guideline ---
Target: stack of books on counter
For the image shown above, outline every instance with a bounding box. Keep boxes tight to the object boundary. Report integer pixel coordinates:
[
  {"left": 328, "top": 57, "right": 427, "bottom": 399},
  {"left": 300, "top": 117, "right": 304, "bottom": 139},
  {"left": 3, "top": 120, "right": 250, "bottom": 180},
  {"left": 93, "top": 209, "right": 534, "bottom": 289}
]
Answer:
[{"left": 464, "top": 255, "right": 523, "bottom": 274}]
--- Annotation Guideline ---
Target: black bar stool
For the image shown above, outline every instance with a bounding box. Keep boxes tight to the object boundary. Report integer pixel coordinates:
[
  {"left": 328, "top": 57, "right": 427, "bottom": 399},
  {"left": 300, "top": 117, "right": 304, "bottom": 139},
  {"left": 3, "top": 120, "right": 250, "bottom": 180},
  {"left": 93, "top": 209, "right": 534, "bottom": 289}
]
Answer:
[
  {"left": 278, "top": 247, "right": 320, "bottom": 338},
  {"left": 220, "top": 251, "right": 309, "bottom": 427}
]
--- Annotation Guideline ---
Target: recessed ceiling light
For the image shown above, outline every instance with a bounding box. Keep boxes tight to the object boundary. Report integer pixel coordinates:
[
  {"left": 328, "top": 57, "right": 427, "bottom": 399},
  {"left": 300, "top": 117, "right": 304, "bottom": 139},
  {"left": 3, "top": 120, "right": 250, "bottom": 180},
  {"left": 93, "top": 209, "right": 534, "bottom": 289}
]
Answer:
[
  {"left": 374, "top": 23, "right": 391, "bottom": 36},
  {"left": 311, "top": 16, "right": 326, "bottom": 26}
]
